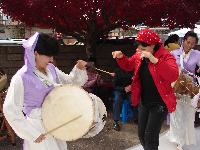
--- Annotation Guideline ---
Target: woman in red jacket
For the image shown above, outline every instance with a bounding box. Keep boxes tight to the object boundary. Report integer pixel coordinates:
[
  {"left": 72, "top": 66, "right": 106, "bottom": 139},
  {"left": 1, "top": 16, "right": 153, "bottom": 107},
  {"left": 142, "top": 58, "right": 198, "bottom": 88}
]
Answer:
[{"left": 112, "top": 29, "right": 179, "bottom": 150}]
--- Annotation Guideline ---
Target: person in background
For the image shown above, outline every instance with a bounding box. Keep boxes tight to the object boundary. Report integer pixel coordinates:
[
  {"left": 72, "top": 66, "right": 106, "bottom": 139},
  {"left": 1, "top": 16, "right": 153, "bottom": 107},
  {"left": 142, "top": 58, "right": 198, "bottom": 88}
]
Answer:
[
  {"left": 112, "top": 66, "right": 138, "bottom": 131},
  {"left": 164, "top": 34, "right": 180, "bottom": 52},
  {"left": 82, "top": 62, "right": 110, "bottom": 108},
  {"left": 164, "top": 34, "right": 181, "bottom": 125},
  {"left": 57, "top": 32, "right": 66, "bottom": 45},
  {"left": 3, "top": 32, "right": 88, "bottom": 150},
  {"left": 167, "top": 31, "right": 200, "bottom": 150},
  {"left": 112, "top": 29, "right": 179, "bottom": 150}
]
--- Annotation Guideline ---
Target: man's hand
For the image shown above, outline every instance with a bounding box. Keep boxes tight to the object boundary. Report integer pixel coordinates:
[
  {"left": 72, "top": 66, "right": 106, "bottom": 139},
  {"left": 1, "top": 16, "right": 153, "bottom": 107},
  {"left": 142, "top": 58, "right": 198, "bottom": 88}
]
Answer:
[
  {"left": 76, "top": 60, "right": 87, "bottom": 70},
  {"left": 111, "top": 73, "right": 115, "bottom": 77},
  {"left": 125, "top": 85, "right": 131, "bottom": 93},
  {"left": 34, "top": 134, "right": 45, "bottom": 143}
]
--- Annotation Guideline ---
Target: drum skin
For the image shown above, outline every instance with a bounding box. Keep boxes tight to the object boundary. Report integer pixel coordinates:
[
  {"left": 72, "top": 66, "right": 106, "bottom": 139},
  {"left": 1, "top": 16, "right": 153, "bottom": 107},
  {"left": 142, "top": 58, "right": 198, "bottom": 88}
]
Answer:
[{"left": 41, "top": 84, "right": 94, "bottom": 141}]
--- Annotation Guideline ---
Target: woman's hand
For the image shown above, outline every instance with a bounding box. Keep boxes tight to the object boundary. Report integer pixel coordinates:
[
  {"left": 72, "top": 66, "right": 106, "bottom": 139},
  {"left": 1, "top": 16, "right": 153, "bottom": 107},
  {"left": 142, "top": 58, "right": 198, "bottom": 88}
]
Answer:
[
  {"left": 112, "top": 51, "right": 123, "bottom": 59},
  {"left": 34, "top": 134, "right": 46, "bottom": 143},
  {"left": 97, "top": 75, "right": 101, "bottom": 81},
  {"left": 111, "top": 73, "right": 115, "bottom": 77},
  {"left": 139, "top": 51, "right": 158, "bottom": 64},
  {"left": 94, "top": 74, "right": 98, "bottom": 82},
  {"left": 94, "top": 74, "right": 101, "bottom": 82},
  {"left": 76, "top": 60, "right": 87, "bottom": 70}
]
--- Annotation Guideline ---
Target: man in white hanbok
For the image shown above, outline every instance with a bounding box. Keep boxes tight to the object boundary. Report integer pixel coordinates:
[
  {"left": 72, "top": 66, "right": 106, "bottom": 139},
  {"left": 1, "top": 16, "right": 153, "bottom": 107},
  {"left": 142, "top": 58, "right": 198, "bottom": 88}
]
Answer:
[{"left": 3, "top": 32, "right": 89, "bottom": 150}]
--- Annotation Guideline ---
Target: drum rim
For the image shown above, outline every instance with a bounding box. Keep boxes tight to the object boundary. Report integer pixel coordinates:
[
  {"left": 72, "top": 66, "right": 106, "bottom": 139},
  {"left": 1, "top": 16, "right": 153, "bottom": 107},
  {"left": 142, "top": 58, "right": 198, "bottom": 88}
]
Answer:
[
  {"left": 41, "top": 84, "right": 95, "bottom": 141},
  {"left": 0, "top": 75, "right": 7, "bottom": 91},
  {"left": 81, "top": 93, "right": 107, "bottom": 138}
]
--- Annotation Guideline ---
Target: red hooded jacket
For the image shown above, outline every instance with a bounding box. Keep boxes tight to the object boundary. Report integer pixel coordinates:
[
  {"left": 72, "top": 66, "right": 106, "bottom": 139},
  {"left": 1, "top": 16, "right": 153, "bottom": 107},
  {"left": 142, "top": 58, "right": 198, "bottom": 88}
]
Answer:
[{"left": 116, "top": 47, "right": 179, "bottom": 113}]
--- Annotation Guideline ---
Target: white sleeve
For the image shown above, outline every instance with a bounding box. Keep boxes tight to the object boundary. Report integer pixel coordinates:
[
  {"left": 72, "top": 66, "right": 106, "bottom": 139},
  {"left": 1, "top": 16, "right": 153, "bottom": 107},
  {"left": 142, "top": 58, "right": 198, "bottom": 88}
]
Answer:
[
  {"left": 3, "top": 75, "right": 41, "bottom": 141},
  {"left": 55, "top": 65, "right": 88, "bottom": 87}
]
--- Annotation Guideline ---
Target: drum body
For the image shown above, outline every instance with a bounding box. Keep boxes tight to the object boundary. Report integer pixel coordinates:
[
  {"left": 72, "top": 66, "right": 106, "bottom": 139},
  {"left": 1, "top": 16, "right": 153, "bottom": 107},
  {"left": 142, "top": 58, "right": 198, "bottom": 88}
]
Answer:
[
  {"left": 172, "top": 69, "right": 199, "bottom": 99},
  {"left": 42, "top": 84, "right": 94, "bottom": 141},
  {"left": 82, "top": 93, "right": 107, "bottom": 138}
]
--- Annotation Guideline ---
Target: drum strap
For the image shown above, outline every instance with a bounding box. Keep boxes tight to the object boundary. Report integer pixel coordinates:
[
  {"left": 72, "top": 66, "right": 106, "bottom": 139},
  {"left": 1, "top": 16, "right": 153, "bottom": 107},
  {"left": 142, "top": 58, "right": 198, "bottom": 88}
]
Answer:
[
  {"left": 180, "top": 52, "right": 184, "bottom": 69},
  {"left": 176, "top": 93, "right": 199, "bottom": 111},
  {"left": 33, "top": 67, "right": 61, "bottom": 87}
]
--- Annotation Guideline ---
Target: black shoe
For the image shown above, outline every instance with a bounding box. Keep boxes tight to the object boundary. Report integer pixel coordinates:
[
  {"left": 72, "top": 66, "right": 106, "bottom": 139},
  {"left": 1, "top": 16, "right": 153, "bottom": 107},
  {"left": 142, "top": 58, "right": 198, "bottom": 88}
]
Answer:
[
  {"left": 113, "top": 120, "right": 120, "bottom": 131},
  {"left": 134, "top": 119, "right": 138, "bottom": 124}
]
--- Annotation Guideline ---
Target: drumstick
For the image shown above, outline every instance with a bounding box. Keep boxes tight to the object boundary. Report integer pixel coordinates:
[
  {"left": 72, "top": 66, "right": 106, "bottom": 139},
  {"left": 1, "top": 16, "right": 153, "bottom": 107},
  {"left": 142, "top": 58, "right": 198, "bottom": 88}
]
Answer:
[
  {"left": 76, "top": 61, "right": 113, "bottom": 75},
  {"left": 85, "top": 64, "right": 113, "bottom": 75},
  {"left": 44, "top": 115, "right": 82, "bottom": 136},
  {"left": 180, "top": 81, "right": 197, "bottom": 97}
]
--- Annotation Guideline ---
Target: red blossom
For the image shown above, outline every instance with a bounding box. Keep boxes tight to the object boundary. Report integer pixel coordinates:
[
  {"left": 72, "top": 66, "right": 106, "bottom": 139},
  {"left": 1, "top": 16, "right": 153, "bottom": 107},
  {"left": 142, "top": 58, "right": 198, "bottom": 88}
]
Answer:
[{"left": 0, "top": 0, "right": 199, "bottom": 58}]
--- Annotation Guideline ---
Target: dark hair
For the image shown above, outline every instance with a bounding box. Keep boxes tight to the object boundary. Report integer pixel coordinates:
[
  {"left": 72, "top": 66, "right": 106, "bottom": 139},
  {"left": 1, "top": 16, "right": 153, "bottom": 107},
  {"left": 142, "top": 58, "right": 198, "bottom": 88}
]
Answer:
[
  {"left": 34, "top": 33, "right": 60, "bottom": 56},
  {"left": 87, "top": 57, "right": 97, "bottom": 66},
  {"left": 164, "top": 34, "right": 179, "bottom": 46},
  {"left": 135, "top": 40, "right": 160, "bottom": 53},
  {"left": 183, "top": 31, "right": 199, "bottom": 43}
]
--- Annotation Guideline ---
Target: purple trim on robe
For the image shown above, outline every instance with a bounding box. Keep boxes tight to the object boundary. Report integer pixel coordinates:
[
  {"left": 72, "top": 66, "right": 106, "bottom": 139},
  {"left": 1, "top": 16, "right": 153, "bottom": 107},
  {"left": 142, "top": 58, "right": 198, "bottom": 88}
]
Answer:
[
  {"left": 22, "top": 32, "right": 40, "bottom": 73},
  {"left": 167, "top": 113, "right": 170, "bottom": 125},
  {"left": 16, "top": 63, "right": 57, "bottom": 116}
]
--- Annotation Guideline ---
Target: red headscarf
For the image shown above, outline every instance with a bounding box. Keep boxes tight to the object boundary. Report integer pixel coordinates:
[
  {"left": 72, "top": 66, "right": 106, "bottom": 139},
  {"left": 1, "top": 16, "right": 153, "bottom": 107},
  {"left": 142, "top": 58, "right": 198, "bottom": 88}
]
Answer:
[{"left": 135, "top": 29, "right": 163, "bottom": 46}]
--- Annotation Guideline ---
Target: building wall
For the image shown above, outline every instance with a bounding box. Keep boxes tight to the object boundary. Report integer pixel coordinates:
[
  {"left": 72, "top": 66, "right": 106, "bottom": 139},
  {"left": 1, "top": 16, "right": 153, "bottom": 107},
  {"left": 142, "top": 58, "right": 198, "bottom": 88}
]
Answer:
[
  {"left": 24, "top": 27, "right": 53, "bottom": 38},
  {"left": 1, "top": 44, "right": 200, "bottom": 87}
]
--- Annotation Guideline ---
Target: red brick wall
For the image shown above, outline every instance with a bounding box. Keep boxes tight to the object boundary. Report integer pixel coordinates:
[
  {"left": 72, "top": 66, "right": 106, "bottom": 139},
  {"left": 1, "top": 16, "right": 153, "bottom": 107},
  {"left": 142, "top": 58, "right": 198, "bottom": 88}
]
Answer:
[
  {"left": 0, "top": 44, "right": 137, "bottom": 86},
  {"left": 1, "top": 44, "right": 200, "bottom": 86}
]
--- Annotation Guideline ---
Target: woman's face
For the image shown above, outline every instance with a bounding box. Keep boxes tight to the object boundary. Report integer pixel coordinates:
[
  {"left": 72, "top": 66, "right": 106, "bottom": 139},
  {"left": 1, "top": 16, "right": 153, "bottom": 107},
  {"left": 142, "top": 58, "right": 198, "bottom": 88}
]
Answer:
[
  {"left": 34, "top": 51, "right": 53, "bottom": 69},
  {"left": 88, "top": 64, "right": 96, "bottom": 73},
  {"left": 183, "top": 36, "right": 196, "bottom": 53},
  {"left": 138, "top": 44, "right": 155, "bottom": 54}
]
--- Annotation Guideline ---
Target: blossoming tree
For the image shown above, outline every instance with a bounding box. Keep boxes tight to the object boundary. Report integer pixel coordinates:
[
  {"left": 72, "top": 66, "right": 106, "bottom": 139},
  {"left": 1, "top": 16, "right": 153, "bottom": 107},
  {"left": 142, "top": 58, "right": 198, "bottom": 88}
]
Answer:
[{"left": 0, "top": 0, "right": 199, "bottom": 59}]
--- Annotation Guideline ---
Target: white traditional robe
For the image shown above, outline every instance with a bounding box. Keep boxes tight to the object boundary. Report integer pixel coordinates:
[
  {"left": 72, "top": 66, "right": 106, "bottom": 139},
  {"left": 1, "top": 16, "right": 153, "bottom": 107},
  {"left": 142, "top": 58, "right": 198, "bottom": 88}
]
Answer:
[{"left": 3, "top": 66, "right": 87, "bottom": 150}]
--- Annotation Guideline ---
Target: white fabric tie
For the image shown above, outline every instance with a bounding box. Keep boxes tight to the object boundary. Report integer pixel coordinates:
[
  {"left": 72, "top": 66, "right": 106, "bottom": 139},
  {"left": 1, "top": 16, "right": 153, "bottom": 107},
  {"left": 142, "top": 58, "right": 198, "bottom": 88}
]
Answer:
[{"left": 33, "top": 67, "right": 61, "bottom": 88}]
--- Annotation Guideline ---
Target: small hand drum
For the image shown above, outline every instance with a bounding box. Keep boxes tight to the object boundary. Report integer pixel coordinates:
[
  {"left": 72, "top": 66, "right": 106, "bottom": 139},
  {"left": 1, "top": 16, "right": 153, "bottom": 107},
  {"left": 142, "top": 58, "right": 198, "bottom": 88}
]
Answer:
[{"left": 172, "top": 68, "right": 199, "bottom": 99}]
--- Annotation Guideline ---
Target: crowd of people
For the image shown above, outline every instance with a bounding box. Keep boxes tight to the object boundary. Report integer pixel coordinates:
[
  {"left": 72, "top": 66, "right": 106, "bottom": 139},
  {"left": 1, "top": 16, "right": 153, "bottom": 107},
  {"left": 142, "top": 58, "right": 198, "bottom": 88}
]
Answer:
[{"left": 1, "top": 29, "right": 200, "bottom": 150}]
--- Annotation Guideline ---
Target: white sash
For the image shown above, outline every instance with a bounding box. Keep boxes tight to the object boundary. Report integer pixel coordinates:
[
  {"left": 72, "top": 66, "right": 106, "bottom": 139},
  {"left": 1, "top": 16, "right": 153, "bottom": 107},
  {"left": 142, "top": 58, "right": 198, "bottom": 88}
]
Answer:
[
  {"left": 33, "top": 67, "right": 61, "bottom": 88},
  {"left": 180, "top": 52, "right": 184, "bottom": 69}
]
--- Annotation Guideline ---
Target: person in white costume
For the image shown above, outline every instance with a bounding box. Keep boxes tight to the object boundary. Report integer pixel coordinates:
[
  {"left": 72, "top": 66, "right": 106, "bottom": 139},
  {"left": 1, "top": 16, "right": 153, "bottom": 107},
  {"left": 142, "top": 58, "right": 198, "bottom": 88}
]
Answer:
[
  {"left": 167, "top": 31, "right": 200, "bottom": 150},
  {"left": 3, "top": 32, "right": 88, "bottom": 150}
]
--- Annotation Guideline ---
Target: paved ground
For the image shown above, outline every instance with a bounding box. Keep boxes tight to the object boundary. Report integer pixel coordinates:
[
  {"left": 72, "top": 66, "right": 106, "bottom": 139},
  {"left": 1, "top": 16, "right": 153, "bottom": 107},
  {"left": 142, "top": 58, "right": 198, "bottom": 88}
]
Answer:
[
  {"left": 129, "top": 126, "right": 200, "bottom": 150},
  {"left": 0, "top": 108, "right": 170, "bottom": 150}
]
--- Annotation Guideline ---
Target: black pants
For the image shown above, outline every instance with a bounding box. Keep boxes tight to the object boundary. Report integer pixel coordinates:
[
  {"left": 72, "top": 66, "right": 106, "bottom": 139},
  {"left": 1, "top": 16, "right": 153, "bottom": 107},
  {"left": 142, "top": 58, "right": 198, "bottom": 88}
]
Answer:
[{"left": 138, "top": 101, "right": 168, "bottom": 150}]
